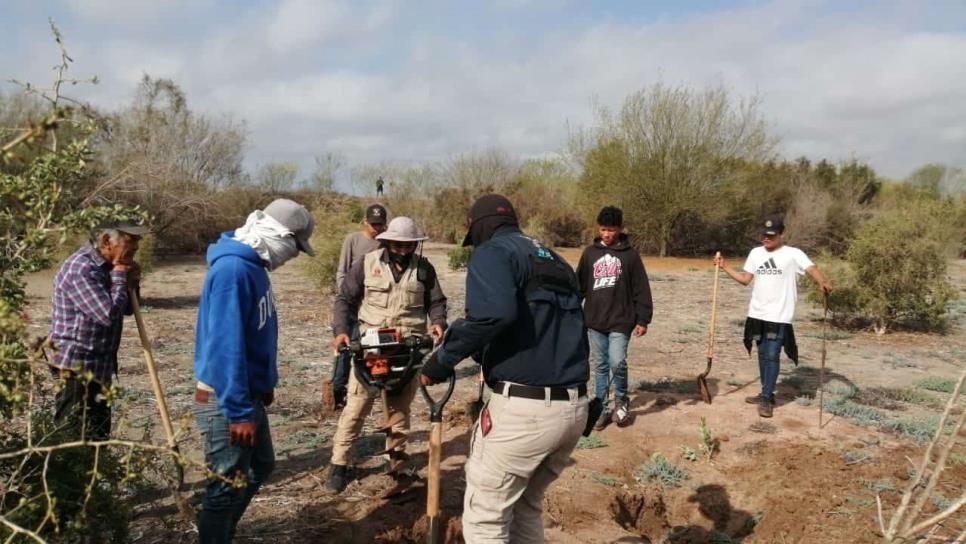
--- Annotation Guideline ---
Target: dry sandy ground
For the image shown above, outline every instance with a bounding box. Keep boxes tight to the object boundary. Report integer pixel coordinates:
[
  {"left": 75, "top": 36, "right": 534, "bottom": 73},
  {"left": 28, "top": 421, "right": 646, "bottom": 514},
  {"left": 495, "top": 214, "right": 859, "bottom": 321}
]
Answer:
[{"left": 20, "top": 244, "right": 966, "bottom": 543}]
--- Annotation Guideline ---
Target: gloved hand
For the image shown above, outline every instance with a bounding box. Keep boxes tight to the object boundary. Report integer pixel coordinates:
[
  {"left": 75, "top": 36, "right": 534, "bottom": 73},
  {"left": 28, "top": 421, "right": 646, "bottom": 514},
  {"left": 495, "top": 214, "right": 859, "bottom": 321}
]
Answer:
[
  {"left": 419, "top": 350, "right": 452, "bottom": 386},
  {"left": 230, "top": 422, "right": 257, "bottom": 448}
]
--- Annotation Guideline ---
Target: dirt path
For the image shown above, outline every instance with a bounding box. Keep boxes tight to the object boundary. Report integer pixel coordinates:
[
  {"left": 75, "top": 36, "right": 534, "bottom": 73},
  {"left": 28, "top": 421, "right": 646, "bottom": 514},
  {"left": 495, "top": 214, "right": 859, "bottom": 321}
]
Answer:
[{"left": 21, "top": 247, "right": 966, "bottom": 543}]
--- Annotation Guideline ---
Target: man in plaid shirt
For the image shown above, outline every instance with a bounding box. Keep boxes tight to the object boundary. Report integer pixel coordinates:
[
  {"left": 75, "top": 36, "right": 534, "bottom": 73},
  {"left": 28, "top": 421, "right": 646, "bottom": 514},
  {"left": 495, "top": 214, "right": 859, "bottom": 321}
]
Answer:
[{"left": 49, "top": 220, "right": 147, "bottom": 440}]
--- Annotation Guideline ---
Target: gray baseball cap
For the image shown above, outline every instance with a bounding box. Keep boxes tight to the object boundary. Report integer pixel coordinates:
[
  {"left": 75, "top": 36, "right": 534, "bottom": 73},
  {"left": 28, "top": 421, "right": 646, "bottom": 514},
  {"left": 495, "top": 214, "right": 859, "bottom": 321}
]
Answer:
[
  {"left": 263, "top": 199, "right": 316, "bottom": 256},
  {"left": 375, "top": 217, "right": 429, "bottom": 242},
  {"left": 97, "top": 219, "right": 150, "bottom": 237}
]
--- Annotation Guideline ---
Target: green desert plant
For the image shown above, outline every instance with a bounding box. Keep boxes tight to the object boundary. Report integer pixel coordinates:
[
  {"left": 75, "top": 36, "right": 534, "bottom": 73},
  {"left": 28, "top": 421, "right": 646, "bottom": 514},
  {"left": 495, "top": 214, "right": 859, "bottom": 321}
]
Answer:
[
  {"left": 635, "top": 453, "right": 690, "bottom": 488},
  {"left": 698, "top": 417, "right": 717, "bottom": 460}
]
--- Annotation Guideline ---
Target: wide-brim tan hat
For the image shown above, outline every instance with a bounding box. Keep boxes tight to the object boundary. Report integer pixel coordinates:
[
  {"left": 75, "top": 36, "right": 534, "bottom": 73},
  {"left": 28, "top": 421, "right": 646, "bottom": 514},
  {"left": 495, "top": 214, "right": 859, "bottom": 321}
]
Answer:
[{"left": 375, "top": 217, "right": 429, "bottom": 242}]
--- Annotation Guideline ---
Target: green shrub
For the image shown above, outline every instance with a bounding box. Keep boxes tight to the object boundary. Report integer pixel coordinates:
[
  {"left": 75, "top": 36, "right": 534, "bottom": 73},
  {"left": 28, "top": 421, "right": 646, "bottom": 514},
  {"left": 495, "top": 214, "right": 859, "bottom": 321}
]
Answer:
[
  {"left": 345, "top": 199, "right": 365, "bottom": 223},
  {"left": 298, "top": 202, "right": 358, "bottom": 294},
  {"left": 840, "top": 209, "right": 956, "bottom": 334},
  {"left": 1, "top": 409, "right": 136, "bottom": 542},
  {"left": 635, "top": 453, "right": 690, "bottom": 488},
  {"left": 447, "top": 246, "right": 473, "bottom": 271},
  {"left": 915, "top": 377, "right": 960, "bottom": 394},
  {"left": 576, "top": 435, "right": 608, "bottom": 449}
]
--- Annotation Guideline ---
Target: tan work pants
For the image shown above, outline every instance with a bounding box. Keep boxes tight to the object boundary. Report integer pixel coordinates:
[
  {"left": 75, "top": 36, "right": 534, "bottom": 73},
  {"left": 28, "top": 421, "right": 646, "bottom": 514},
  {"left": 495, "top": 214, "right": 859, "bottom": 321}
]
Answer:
[
  {"left": 462, "top": 386, "right": 589, "bottom": 543},
  {"left": 329, "top": 370, "right": 417, "bottom": 470}
]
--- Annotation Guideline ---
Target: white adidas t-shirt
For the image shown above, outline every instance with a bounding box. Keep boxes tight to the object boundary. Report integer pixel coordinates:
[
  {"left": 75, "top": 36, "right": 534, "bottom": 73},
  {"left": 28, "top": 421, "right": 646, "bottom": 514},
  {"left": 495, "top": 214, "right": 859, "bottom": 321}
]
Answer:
[{"left": 743, "top": 245, "right": 814, "bottom": 324}]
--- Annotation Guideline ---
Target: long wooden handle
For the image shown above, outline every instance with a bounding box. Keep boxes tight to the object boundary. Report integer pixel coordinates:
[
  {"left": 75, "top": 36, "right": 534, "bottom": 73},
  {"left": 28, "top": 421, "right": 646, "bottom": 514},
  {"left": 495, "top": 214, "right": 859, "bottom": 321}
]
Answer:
[
  {"left": 707, "top": 252, "right": 721, "bottom": 358},
  {"left": 426, "top": 421, "right": 443, "bottom": 543},
  {"left": 819, "top": 291, "right": 829, "bottom": 428},
  {"left": 129, "top": 289, "right": 178, "bottom": 451}
]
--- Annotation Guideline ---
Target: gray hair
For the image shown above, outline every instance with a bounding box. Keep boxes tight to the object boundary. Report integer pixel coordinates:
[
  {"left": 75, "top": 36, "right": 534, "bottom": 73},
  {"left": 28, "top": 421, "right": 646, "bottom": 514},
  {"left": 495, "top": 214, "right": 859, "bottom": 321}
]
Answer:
[{"left": 95, "top": 228, "right": 122, "bottom": 245}]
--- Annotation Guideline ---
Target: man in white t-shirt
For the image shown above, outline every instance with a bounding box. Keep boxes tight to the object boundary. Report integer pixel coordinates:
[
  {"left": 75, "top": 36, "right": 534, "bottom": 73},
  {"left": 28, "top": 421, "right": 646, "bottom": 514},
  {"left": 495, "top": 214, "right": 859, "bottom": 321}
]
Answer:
[{"left": 714, "top": 216, "right": 832, "bottom": 418}]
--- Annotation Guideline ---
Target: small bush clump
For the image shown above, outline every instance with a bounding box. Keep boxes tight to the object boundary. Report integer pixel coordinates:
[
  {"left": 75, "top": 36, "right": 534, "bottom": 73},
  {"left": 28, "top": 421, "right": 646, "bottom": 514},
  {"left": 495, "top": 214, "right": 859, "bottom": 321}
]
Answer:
[
  {"left": 299, "top": 201, "right": 360, "bottom": 294},
  {"left": 447, "top": 246, "right": 473, "bottom": 271},
  {"left": 635, "top": 453, "right": 690, "bottom": 488},
  {"left": 915, "top": 377, "right": 960, "bottom": 394}
]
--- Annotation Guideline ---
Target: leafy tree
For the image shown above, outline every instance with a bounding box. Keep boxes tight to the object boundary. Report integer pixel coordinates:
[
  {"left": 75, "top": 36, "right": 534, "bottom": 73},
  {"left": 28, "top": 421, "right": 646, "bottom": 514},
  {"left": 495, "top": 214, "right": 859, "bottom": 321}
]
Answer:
[
  {"left": 815, "top": 201, "right": 958, "bottom": 335},
  {"left": 573, "top": 83, "right": 778, "bottom": 256}
]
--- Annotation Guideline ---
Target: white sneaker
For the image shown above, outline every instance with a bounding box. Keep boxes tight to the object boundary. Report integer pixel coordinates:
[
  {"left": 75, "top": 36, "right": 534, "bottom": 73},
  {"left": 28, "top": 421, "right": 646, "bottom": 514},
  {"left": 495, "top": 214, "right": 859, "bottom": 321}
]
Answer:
[{"left": 614, "top": 401, "right": 630, "bottom": 427}]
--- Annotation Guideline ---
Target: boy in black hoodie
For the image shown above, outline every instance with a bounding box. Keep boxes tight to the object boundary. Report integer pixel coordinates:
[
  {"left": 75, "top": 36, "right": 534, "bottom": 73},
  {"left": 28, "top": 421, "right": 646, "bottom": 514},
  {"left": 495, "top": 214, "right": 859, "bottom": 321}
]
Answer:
[{"left": 576, "top": 206, "right": 653, "bottom": 429}]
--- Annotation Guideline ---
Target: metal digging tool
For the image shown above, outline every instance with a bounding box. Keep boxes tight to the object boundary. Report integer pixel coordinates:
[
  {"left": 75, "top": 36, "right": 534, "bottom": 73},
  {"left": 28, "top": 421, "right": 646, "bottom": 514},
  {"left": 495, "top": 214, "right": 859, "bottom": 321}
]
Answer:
[
  {"left": 466, "top": 368, "right": 484, "bottom": 423},
  {"left": 697, "top": 251, "right": 721, "bottom": 404},
  {"left": 819, "top": 291, "right": 829, "bottom": 428},
  {"left": 128, "top": 288, "right": 192, "bottom": 517},
  {"left": 419, "top": 373, "right": 456, "bottom": 544}
]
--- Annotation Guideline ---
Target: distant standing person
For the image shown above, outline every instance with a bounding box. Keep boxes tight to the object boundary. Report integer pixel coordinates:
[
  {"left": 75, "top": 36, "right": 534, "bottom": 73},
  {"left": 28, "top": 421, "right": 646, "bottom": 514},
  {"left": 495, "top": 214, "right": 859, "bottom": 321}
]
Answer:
[
  {"left": 376, "top": 176, "right": 384, "bottom": 197},
  {"left": 714, "top": 215, "right": 832, "bottom": 418},
  {"left": 193, "top": 198, "right": 315, "bottom": 543},
  {"left": 49, "top": 220, "right": 147, "bottom": 440},
  {"left": 576, "top": 206, "right": 652, "bottom": 430},
  {"left": 324, "top": 204, "right": 388, "bottom": 410}
]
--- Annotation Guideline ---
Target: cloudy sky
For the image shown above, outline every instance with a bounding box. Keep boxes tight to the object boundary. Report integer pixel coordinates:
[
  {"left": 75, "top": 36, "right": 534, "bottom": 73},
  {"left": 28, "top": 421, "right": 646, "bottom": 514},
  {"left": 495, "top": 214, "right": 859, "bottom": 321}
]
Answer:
[{"left": 2, "top": 0, "right": 965, "bottom": 185}]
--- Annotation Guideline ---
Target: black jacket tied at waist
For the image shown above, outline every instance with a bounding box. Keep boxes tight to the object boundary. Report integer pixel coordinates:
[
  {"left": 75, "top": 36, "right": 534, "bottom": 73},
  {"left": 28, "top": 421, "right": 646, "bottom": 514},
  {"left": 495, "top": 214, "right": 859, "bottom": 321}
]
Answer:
[{"left": 743, "top": 317, "right": 799, "bottom": 365}]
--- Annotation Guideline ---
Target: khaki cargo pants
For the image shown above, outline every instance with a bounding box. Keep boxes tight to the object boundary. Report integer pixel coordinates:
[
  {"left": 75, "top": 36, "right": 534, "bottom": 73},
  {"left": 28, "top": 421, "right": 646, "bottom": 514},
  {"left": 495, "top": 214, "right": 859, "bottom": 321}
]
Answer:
[
  {"left": 462, "top": 386, "right": 589, "bottom": 543},
  {"left": 329, "top": 369, "right": 417, "bottom": 471}
]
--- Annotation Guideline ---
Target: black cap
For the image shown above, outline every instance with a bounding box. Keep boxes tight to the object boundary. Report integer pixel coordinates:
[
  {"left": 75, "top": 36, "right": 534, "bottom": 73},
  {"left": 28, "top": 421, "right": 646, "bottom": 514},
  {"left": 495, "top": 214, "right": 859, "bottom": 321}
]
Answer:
[
  {"left": 760, "top": 215, "right": 785, "bottom": 236},
  {"left": 97, "top": 219, "right": 150, "bottom": 236},
  {"left": 461, "top": 194, "right": 517, "bottom": 246},
  {"left": 366, "top": 204, "right": 387, "bottom": 225}
]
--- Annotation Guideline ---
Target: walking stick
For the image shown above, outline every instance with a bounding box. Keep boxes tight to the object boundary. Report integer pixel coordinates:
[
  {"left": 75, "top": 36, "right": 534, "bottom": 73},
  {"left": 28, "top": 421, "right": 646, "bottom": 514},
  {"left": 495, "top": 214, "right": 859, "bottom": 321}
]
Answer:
[
  {"left": 697, "top": 252, "right": 721, "bottom": 404},
  {"left": 818, "top": 291, "right": 829, "bottom": 428},
  {"left": 419, "top": 374, "right": 456, "bottom": 544},
  {"left": 128, "top": 287, "right": 191, "bottom": 515}
]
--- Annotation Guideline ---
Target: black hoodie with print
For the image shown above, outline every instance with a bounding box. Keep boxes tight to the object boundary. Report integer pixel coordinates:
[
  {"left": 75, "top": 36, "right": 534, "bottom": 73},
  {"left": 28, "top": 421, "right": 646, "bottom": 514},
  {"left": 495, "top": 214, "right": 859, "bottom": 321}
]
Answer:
[{"left": 576, "top": 234, "right": 653, "bottom": 335}]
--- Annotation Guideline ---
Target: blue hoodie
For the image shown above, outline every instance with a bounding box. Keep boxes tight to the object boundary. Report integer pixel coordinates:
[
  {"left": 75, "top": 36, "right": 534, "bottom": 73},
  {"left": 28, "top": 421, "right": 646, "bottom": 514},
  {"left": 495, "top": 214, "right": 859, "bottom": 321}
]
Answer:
[{"left": 194, "top": 233, "right": 279, "bottom": 423}]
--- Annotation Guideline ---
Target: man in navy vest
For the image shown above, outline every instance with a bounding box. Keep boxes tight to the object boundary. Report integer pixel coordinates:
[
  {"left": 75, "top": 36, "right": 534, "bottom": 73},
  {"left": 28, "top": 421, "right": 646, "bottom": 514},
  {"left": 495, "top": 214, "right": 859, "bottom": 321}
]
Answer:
[{"left": 421, "top": 194, "right": 589, "bottom": 543}]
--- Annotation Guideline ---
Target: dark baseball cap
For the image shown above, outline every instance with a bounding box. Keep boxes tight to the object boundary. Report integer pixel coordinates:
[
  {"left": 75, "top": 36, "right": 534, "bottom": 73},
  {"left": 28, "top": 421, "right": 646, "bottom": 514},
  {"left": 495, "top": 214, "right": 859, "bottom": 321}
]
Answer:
[
  {"left": 97, "top": 219, "right": 150, "bottom": 237},
  {"left": 366, "top": 204, "right": 388, "bottom": 225},
  {"left": 760, "top": 215, "right": 785, "bottom": 236},
  {"left": 461, "top": 194, "right": 517, "bottom": 246}
]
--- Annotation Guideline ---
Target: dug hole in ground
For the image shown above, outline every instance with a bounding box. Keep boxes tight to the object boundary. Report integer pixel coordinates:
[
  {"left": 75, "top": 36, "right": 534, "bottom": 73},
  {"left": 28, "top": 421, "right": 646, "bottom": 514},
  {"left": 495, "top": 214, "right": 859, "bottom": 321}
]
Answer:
[{"left": 23, "top": 244, "right": 966, "bottom": 543}]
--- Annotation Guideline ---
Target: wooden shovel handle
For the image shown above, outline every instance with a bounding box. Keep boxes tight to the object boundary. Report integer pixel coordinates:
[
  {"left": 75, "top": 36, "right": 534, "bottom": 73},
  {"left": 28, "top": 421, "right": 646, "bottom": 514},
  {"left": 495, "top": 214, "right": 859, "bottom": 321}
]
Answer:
[
  {"left": 707, "top": 252, "right": 721, "bottom": 358},
  {"left": 129, "top": 289, "right": 179, "bottom": 452}
]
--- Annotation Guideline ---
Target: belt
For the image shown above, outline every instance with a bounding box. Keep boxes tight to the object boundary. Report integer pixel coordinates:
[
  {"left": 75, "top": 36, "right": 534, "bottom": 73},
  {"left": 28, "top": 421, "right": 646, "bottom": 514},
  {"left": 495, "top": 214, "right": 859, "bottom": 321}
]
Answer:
[
  {"left": 492, "top": 382, "right": 586, "bottom": 401},
  {"left": 194, "top": 389, "right": 271, "bottom": 404}
]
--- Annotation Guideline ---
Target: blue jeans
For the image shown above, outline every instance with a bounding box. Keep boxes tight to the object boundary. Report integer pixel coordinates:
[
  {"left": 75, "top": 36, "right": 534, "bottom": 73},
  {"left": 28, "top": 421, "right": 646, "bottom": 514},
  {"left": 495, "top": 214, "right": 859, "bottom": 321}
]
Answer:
[
  {"left": 757, "top": 325, "right": 785, "bottom": 401},
  {"left": 588, "top": 329, "right": 630, "bottom": 411},
  {"left": 194, "top": 395, "right": 275, "bottom": 544},
  {"left": 332, "top": 318, "right": 359, "bottom": 390}
]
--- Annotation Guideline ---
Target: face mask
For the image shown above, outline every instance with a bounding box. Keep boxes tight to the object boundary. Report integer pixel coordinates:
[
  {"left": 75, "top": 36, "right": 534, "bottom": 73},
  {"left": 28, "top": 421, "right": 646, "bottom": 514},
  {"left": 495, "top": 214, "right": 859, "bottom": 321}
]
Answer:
[
  {"left": 387, "top": 250, "right": 413, "bottom": 269},
  {"left": 265, "top": 238, "right": 299, "bottom": 271},
  {"left": 233, "top": 210, "right": 300, "bottom": 270}
]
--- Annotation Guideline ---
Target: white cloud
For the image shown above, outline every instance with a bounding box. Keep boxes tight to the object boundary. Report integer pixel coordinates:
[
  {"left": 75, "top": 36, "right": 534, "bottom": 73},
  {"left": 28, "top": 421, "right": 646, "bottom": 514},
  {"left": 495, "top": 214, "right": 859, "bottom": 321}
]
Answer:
[
  {"left": 5, "top": 1, "right": 964, "bottom": 179},
  {"left": 266, "top": 0, "right": 348, "bottom": 53}
]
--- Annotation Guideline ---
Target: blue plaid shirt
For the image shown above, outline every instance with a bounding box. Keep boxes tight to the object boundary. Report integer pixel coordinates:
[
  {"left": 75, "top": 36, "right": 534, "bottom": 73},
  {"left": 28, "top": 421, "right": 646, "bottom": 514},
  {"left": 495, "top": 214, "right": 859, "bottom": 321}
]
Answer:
[{"left": 50, "top": 242, "right": 132, "bottom": 383}]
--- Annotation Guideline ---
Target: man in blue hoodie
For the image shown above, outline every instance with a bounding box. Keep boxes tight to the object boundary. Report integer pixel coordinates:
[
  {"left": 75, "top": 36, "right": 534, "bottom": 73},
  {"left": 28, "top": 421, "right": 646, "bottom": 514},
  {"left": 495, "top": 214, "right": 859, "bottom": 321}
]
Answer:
[{"left": 193, "top": 198, "right": 314, "bottom": 544}]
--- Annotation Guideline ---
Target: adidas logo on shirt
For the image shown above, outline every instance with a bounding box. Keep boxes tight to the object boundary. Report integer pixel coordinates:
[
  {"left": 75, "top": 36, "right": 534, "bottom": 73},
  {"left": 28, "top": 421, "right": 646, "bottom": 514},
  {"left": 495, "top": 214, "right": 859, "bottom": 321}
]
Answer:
[{"left": 756, "top": 257, "right": 783, "bottom": 275}]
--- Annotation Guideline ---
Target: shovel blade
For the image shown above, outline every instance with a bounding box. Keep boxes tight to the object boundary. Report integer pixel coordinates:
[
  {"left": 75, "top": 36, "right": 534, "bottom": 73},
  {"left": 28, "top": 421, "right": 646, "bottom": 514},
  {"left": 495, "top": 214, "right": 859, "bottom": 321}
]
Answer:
[{"left": 697, "top": 375, "right": 712, "bottom": 404}]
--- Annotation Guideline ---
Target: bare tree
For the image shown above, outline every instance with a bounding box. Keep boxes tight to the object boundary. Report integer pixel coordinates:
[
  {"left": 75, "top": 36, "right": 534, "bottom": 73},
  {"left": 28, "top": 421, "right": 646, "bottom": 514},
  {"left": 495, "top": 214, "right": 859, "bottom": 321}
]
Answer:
[
  {"left": 309, "top": 151, "right": 344, "bottom": 193},
  {"left": 255, "top": 162, "right": 299, "bottom": 194}
]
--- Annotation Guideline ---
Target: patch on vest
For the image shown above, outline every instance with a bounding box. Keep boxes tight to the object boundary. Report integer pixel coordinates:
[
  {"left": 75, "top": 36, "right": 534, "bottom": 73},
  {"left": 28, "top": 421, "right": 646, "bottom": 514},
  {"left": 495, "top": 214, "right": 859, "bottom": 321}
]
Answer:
[{"left": 536, "top": 247, "right": 554, "bottom": 260}]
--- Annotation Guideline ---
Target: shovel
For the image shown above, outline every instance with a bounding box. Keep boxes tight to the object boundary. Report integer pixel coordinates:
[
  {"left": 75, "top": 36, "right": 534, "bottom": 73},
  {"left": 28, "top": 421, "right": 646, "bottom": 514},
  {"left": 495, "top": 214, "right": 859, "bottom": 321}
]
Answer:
[
  {"left": 128, "top": 287, "right": 192, "bottom": 517},
  {"left": 419, "top": 374, "right": 456, "bottom": 544},
  {"left": 818, "top": 291, "right": 829, "bottom": 427},
  {"left": 697, "top": 252, "right": 721, "bottom": 404},
  {"left": 466, "top": 368, "right": 484, "bottom": 423}
]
